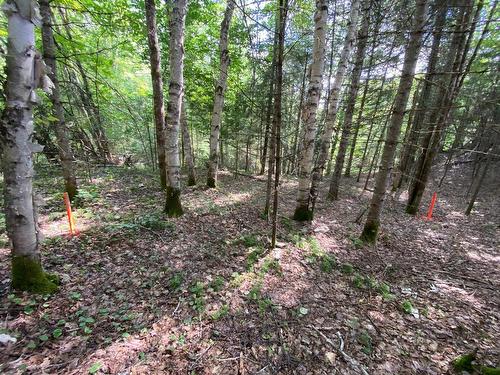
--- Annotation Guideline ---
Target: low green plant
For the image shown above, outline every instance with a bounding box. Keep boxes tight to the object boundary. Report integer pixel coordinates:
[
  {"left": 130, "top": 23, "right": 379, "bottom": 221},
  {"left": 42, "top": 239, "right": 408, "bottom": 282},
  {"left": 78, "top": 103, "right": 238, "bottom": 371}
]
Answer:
[
  {"left": 169, "top": 273, "right": 183, "bottom": 291},
  {"left": 189, "top": 282, "right": 205, "bottom": 313},
  {"left": 246, "top": 246, "right": 264, "bottom": 270},
  {"left": 209, "top": 276, "right": 225, "bottom": 292},
  {"left": 210, "top": 305, "right": 229, "bottom": 320},
  {"left": 239, "top": 234, "right": 259, "bottom": 247},
  {"left": 400, "top": 300, "right": 415, "bottom": 315},
  {"left": 341, "top": 263, "right": 354, "bottom": 275},
  {"left": 353, "top": 273, "right": 364, "bottom": 288},
  {"left": 357, "top": 330, "right": 373, "bottom": 355},
  {"left": 320, "top": 254, "right": 336, "bottom": 273}
]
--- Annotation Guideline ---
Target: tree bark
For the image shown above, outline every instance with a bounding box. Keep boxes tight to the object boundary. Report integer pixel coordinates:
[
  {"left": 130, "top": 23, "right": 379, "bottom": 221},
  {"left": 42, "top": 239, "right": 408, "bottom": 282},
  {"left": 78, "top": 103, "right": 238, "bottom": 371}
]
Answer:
[
  {"left": 271, "top": 0, "right": 288, "bottom": 247},
  {"left": 1, "top": 0, "right": 57, "bottom": 293},
  {"left": 181, "top": 101, "right": 196, "bottom": 186},
  {"left": 309, "top": 0, "right": 360, "bottom": 211},
  {"left": 393, "top": 0, "right": 448, "bottom": 190},
  {"left": 406, "top": 0, "right": 475, "bottom": 215},
  {"left": 40, "top": 0, "right": 78, "bottom": 200},
  {"left": 328, "top": 0, "right": 371, "bottom": 201},
  {"left": 164, "top": 0, "right": 187, "bottom": 217},
  {"left": 292, "top": 0, "right": 329, "bottom": 221},
  {"left": 145, "top": 0, "right": 168, "bottom": 189},
  {"left": 360, "top": 0, "right": 428, "bottom": 243},
  {"left": 207, "top": 0, "right": 235, "bottom": 187}
]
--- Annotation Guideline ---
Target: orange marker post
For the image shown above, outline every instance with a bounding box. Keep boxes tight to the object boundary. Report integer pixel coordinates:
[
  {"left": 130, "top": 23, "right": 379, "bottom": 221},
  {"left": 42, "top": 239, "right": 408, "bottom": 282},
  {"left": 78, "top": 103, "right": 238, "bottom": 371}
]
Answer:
[
  {"left": 426, "top": 192, "right": 437, "bottom": 220},
  {"left": 63, "top": 192, "right": 76, "bottom": 235}
]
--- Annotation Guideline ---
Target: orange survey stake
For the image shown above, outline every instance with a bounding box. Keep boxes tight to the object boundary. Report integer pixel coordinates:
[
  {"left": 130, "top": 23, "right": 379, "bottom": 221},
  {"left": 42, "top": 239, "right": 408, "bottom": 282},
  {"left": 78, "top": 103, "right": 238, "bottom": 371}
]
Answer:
[
  {"left": 63, "top": 192, "right": 77, "bottom": 235},
  {"left": 426, "top": 192, "right": 437, "bottom": 220}
]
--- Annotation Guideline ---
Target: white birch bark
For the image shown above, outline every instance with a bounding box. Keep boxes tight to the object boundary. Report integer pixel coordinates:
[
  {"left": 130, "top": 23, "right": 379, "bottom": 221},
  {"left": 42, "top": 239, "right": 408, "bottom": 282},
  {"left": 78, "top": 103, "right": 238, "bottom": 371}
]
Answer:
[
  {"left": 207, "top": 0, "right": 235, "bottom": 188},
  {"left": 1, "top": 0, "right": 57, "bottom": 293},
  {"left": 309, "top": 0, "right": 361, "bottom": 211},
  {"left": 164, "top": 0, "right": 187, "bottom": 217},
  {"left": 293, "top": 0, "right": 328, "bottom": 221}
]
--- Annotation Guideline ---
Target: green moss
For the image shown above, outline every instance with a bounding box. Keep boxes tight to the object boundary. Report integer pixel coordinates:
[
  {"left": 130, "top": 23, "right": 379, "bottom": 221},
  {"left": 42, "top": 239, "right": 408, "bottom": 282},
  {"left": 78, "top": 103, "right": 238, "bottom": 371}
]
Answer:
[
  {"left": 206, "top": 177, "right": 216, "bottom": 188},
  {"left": 11, "top": 256, "right": 58, "bottom": 294},
  {"left": 405, "top": 203, "right": 418, "bottom": 215},
  {"left": 165, "top": 187, "right": 184, "bottom": 217},
  {"left": 293, "top": 205, "right": 313, "bottom": 222},
  {"left": 480, "top": 366, "right": 500, "bottom": 375},
  {"left": 452, "top": 352, "right": 475, "bottom": 372},
  {"left": 360, "top": 221, "right": 379, "bottom": 244}
]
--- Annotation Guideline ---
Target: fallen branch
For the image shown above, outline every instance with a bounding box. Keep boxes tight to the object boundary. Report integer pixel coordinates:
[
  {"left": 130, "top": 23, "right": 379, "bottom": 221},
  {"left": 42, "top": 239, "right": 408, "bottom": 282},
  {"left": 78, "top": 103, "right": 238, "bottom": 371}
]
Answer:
[{"left": 310, "top": 326, "right": 369, "bottom": 375}]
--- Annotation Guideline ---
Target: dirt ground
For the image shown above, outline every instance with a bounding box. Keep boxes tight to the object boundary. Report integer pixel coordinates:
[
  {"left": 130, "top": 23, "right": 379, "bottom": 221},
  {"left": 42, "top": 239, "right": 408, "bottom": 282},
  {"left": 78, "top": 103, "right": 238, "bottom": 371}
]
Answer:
[{"left": 1, "top": 163, "right": 499, "bottom": 374}]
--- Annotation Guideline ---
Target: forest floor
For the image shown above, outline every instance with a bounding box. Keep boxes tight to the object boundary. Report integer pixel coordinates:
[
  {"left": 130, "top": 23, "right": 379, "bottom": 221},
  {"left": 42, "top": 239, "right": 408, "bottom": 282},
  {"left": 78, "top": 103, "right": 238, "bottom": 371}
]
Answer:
[{"left": 0, "top": 162, "right": 499, "bottom": 375}]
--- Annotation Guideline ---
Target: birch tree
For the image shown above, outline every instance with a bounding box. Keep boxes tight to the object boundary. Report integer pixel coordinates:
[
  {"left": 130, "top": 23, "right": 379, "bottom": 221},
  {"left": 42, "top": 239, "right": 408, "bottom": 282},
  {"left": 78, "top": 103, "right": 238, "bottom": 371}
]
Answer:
[
  {"left": 1, "top": 0, "right": 57, "bottom": 293},
  {"left": 145, "top": 0, "right": 168, "bottom": 189},
  {"left": 292, "top": 0, "right": 328, "bottom": 221},
  {"left": 360, "top": 0, "right": 429, "bottom": 243},
  {"left": 328, "top": 0, "right": 371, "bottom": 201},
  {"left": 309, "top": 0, "right": 360, "bottom": 212},
  {"left": 164, "top": 0, "right": 187, "bottom": 217},
  {"left": 207, "top": 0, "right": 235, "bottom": 188}
]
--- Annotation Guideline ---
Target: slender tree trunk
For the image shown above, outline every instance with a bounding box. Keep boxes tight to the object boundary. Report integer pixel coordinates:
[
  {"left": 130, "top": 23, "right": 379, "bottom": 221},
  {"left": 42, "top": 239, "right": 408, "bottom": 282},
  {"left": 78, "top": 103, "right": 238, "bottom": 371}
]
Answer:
[
  {"left": 164, "top": 0, "right": 187, "bottom": 217},
  {"left": 464, "top": 152, "right": 491, "bottom": 216},
  {"left": 293, "top": 0, "right": 329, "bottom": 221},
  {"left": 145, "top": 0, "right": 168, "bottom": 188},
  {"left": 40, "top": 0, "right": 78, "bottom": 200},
  {"left": 328, "top": 0, "right": 371, "bottom": 201},
  {"left": 345, "top": 15, "right": 380, "bottom": 177},
  {"left": 360, "top": 0, "right": 428, "bottom": 243},
  {"left": 1, "top": 0, "right": 57, "bottom": 293},
  {"left": 207, "top": 0, "right": 235, "bottom": 187},
  {"left": 309, "top": 0, "right": 361, "bottom": 210},
  {"left": 271, "top": 0, "right": 288, "bottom": 247},
  {"left": 406, "top": 0, "right": 475, "bottom": 215},
  {"left": 289, "top": 54, "right": 308, "bottom": 175},
  {"left": 260, "top": 51, "right": 277, "bottom": 175},
  {"left": 393, "top": 0, "right": 448, "bottom": 190},
  {"left": 181, "top": 101, "right": 196, "bottom": 185}
]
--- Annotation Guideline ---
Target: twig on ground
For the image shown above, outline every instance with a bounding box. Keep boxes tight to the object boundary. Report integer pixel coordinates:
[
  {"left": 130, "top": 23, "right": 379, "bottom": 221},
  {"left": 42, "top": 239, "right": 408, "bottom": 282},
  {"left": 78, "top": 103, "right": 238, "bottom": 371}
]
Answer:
[{"left": 310, "top": 326, "right": 369, "bottom": 375}]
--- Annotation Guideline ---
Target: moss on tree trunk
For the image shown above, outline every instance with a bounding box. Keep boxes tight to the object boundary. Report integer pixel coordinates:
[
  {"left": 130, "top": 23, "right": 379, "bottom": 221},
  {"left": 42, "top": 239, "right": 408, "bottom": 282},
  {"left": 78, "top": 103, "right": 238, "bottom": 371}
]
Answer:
[
  {"left": 12, "top": 256, "right": 58, "bottom": 294},
  {"left": 165, "top": 187, "right": 184, "bottom": 217},
  {"left": 360, "top": 220, "right": 379, "bottom": 244},
  {"left": 293, "top": 205, "right": 313, "bottom": 221}
]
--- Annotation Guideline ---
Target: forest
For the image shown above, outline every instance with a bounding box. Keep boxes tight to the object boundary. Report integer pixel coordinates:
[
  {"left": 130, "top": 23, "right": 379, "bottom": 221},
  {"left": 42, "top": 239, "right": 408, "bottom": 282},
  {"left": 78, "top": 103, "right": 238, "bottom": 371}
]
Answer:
[{"left": 0, "top": 0, "right": 499, "bottom": 373}]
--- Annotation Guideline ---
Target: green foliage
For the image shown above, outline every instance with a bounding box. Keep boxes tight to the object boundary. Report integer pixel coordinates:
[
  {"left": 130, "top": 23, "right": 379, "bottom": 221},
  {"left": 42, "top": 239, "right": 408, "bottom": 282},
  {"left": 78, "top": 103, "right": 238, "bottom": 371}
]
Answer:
[
  {"left": 209, "top": 276, "right": 225, "bottom": 292},
  {"left": 189, "top": 281, "right": 205, "bottom": 313},
  {"left": 341, "top": 263, "right": 354, "bottom": 275},
  {"left": 400, "top": 300, "right": 415, "bottom": 315},
  {"left": 210, "top": 305, "right": 229, "bottom": 321},
  {"left": 452, "top": 353, "right": 475, "bottom": 372},
  {"left": 169, "top": 273, "right": 184, "bottom": 291},
  {"left": 73, "top": 187, "right": 100, "bottom": 207},
  {"left": 238, "top": 233, "right": 260, "bottom": 247},
  {"left": 88, "top": 362, "right": 102, "bottom": 374},
  {"left": 246, "top": 246, "right": 265, "bottom": 270},
  {"left": 319, "top": 254, "right": 336, "bottom": 273},
  {"left": 357, "top": 330, "right": 373, "bottom": 355}
]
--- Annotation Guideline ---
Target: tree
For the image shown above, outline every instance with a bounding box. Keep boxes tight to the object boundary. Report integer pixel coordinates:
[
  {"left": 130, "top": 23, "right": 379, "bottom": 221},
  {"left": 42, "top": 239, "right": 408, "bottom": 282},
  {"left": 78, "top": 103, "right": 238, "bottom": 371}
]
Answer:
[
  {"left": 207, "top": 0, "right": 235, "bottom": 188},
  {"left": 271, "top": 0, "right": 288, "bottom": 247},
  {"left": 309, "top": 0, "right": 361, "bottom": 213},
  {"left": 40, "top": 0, "right": 78, "bottom": 201},
  {"left": 164, "top": 0, "right": 188, "bottom": 217},
  {"left": 293, "top": 0, "right": 329, "bottom": 221},
  {"left": 1, "top": 0, "right": 57, "bottom": 293},
  {"left": 328, "top": 0, "right": 371, "bottom": 201},
  {"left": 181, "top": 101, "right": 196, "bottom": 186},
  {"left": 360, "top": 0, "right": 429, "bottom": 243},
  {"left": 145, "top": 0, "right": 168, "bottom": 189}
]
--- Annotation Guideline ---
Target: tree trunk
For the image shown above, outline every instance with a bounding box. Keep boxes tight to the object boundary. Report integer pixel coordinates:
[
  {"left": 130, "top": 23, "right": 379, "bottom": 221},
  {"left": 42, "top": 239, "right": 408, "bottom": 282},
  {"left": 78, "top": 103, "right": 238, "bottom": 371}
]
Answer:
[
  {"left": 1, "top": 0, "right": 57, "bottom": 294},
  {"left": 145, "top": 0, "right": 168, "bottom": 189},
  {"left": 360, "top": 0, "right": 428, "bottom": 243},
  {"left": 309, "top": 0, "right": 360, "bottom": 210},
  {"left": 40, "top": 0, "right": 78, "bottom": 200},
  {"left": 164, "top": 0, "right": 187, "bottom": 217},
  {"left": 271, "top": 0, "right": 288, "bottom": 247},
  {"left": 406, "top": 1, "right": 475, "bottom": 215},
  {"left": 292, "top": 0, "right": 329, "bottom": 221},
  {"left": 328, "top": 0, "right": 370, "bottom": 201},
  {"left": 345, "top": 14, "right": 381, "bottom": 177},
  {"left": 393, "top": 0, "right": 448, "bottom": 190},
  {"left": 207, "top": 0, "right": 235, "bottom": 187},
  {"left": 181, "top": 101, "right": 196, "bottom": 186}
]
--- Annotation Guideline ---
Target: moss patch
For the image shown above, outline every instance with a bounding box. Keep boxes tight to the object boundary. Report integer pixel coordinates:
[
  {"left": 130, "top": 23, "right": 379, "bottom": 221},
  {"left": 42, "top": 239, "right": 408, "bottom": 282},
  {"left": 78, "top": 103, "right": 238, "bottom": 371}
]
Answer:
[
  {"left": 293, "top": 205, "right": 313, "bottom": 222},
  {"left": 206, "top": 176, "right": 216, "bottom": 188},
  {"left": 11, "top": 255, "right": 58, "bottom": 294},
  {"left": 165, "top": 187, "right": 184, "bottom": 217},
  {"left": 405, "top": 203, "right": 418, "bottom": 215},
  {"left": 360, "top": 221, "right": 379, "bottom": 244}
]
